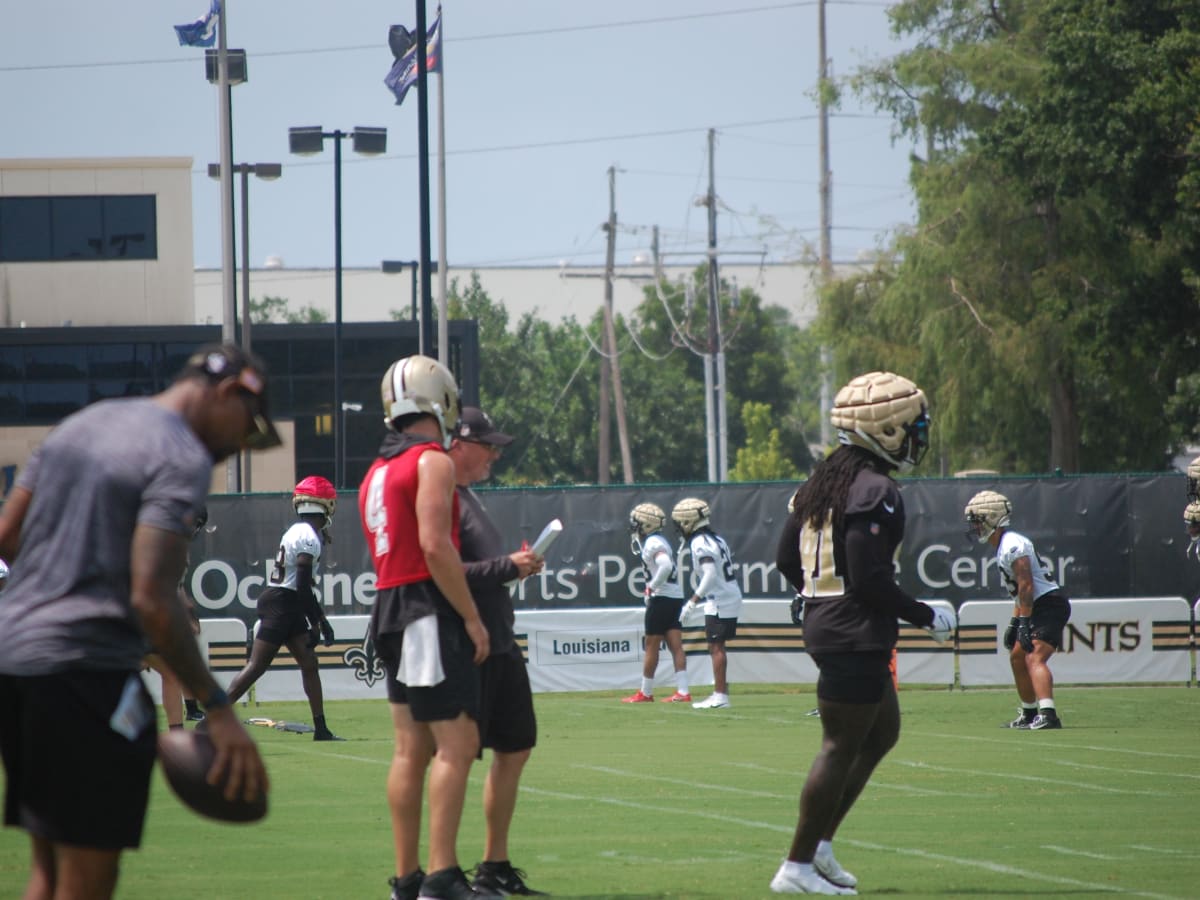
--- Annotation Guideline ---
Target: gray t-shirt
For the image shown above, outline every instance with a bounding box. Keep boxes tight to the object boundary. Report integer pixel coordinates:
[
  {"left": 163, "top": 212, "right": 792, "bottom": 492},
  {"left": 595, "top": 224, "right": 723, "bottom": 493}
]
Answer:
[{"left": 0, "top": 398, "right": 212, "bottom": 674}]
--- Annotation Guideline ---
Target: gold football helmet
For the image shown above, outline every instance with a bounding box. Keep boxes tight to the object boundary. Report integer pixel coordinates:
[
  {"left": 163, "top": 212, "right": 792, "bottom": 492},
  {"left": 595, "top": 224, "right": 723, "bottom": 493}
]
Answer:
[
  {"left": 965, "top": 490, "right": 1012, "bottom": 544},
  {"left": 380, "top": 355, "right": 461, "bottom": 447},
  {"left": 831, "top": 371, "right": 930, "bottom": 470}
]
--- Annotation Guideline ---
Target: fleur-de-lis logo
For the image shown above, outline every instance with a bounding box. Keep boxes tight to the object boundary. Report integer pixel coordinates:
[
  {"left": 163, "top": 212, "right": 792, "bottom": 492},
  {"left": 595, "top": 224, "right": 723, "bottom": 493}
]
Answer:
[{"left": 344, "top": 636, "right": 386, "bottom": 688}]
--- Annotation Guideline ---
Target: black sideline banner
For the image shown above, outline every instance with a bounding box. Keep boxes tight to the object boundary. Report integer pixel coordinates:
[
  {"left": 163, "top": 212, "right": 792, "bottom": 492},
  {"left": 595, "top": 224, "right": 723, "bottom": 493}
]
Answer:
[{"left": 187, "top": 475, "right": 1198, "bottom": 626}]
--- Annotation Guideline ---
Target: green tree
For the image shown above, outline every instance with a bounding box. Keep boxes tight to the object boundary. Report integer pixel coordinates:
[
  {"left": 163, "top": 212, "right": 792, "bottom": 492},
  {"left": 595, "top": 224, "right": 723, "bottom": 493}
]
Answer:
[
  {"left": 249, "top": 295, "right": 328, "bottom": 324},
  {"left": 834, "top": 0, "right": 1200, "bottom": 473},
  {"left": 728, "top": 401, "right": 801, "bottom": 481}
]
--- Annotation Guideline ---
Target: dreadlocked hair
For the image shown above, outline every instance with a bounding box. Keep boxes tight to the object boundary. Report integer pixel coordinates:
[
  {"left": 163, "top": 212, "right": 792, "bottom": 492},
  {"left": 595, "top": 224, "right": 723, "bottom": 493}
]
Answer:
[{"left": 789, "top": 445, "right": 892, "bottom": 535}]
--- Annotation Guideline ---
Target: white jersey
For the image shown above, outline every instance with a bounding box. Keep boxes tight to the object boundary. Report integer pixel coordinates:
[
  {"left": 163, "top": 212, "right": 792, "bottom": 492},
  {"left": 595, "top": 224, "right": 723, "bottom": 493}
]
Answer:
[
  {"left": 686, "top": 530, "right": 743, "bottom": 618},
  {"left": 996, "top": 529, "right": 1059, "bottom": 603},
  {"left": 268, "top": 521, "right": 323, "bottom": 590},
  {"left": 640, "top": 532, "right": 684, "bottom": 599}
]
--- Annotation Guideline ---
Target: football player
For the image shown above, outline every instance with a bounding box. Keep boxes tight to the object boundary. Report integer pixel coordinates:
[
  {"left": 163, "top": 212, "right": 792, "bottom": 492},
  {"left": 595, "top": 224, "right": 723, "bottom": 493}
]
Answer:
[
  {"left": 357, "top": 355, "right": 490, "bottom": 900},
  {"left": 966, "top": 489, "right": 1071, "bottom": 731},
  {"left": 771, "top": 370, "right": 952, "bottom": 895},
  {"left": 1187, "top": 456, "right": 1200, "bottom": 502},
  {"left": 1184, "top": 501, "right": 1200, "bottom": 559},
  {"left": 673, "top": 497, "right": 743, "bottom": 710},
  {"left": 223, "top": 476, "right": 343, "bottom": 741},
  {"left": 0, "top": 343, "right": 271, "bottom": 900},
  {"left": 622, "top": 502, "right": 690, "bottom": 704}
]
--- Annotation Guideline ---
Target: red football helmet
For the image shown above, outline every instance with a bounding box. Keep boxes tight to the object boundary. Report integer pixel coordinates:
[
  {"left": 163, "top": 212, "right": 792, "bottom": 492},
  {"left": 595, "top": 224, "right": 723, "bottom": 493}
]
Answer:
[{"left": 293, "top": 475, "right": 336, "bottom": 519}]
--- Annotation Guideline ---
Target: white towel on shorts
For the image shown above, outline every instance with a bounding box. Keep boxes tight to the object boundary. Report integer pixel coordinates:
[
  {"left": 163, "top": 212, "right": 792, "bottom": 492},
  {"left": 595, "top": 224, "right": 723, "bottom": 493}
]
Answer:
[{"left": 397, "top": 614, "right": 445, "bottom": 686}]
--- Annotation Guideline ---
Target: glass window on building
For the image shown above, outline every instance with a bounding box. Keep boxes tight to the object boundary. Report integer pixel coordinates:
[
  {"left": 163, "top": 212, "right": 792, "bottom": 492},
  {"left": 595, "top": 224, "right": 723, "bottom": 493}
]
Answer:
[
  {"left": 24, "top": 345, "right": 86, "bottom": 380},
  {"left": 25, "top": 382, "right": 88, "bottom": 420},
  {"left": 0, "top": 197, "right": 52, "bottom": 262}
]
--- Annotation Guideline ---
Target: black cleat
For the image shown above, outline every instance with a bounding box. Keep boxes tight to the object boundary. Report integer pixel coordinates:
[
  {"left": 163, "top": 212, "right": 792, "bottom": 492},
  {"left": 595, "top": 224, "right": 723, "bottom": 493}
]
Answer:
[
  {"left": 472, "top": 861, "right": 547, "bottom": 896},
  {"left": 1029, "top": 712, "right": 1062, "bottom": 730},
  {"left": 419, "top": 866, "right": 495, "bottom": 899},
  {"left": 314, "top": 728, "right": 345, "bottom": 742},
  {"left": 1004, "top": 709, "right": 1036, "bottom": 729},
  {"left": 389, "top": 868, "right": 425, "bottom": 900},
  {"left": 185, "top": 709, "right": 207, "bottom": 722}
]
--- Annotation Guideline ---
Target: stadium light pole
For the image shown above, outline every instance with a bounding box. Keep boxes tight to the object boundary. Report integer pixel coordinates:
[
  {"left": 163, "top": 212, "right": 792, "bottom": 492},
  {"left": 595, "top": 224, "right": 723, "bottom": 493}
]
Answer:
[
  {"left": 289, "top": 126, "right": 387, "bottom": 489},
  {"left": 207, "top": 161, "right": 282, "bottom": 492}
]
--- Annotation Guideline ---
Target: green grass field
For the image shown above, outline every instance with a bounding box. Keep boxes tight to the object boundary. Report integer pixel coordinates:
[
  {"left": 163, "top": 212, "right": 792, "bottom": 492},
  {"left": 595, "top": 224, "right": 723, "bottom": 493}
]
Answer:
[{"left": 1, "top": 685, "right": 1197, "bottom": 899}]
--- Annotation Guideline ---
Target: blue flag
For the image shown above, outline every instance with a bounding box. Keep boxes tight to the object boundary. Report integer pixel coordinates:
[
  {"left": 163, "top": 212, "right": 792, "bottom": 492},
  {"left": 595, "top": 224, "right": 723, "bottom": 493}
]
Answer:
[
  {"left": 384, "top": 13, "right": 442, "bottom": 106},
  {"left": 175, "top": 0, "right": 220, "bottom": 48}
]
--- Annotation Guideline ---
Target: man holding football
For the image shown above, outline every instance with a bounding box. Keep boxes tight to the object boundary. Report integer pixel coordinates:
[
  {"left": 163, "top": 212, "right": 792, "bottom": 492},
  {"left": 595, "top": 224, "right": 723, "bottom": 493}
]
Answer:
[{"left": 0, "top": 343, "right": 273, "bottom": 900}]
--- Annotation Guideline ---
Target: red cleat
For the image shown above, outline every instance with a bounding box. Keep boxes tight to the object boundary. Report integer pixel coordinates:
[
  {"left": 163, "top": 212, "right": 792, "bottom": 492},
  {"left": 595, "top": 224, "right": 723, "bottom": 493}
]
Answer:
[
  {"left": 661, "top": 692, "right": 692, "bottom": 703},
  {"left": 621, "top": 690, "right": 654, "bottom": 703}
]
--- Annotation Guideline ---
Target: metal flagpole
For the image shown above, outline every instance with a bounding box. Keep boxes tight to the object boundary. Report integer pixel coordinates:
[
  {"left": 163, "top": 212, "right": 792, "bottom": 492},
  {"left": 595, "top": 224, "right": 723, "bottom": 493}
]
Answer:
[
  {"left": 216, "top": 1, "right": 238, "bottom": 493},
  {"left": 415, "top": 0, "right": 434, "bottom": 356},
  {"left": 435, "top": 5, "right": 449, "bottom": 365}
]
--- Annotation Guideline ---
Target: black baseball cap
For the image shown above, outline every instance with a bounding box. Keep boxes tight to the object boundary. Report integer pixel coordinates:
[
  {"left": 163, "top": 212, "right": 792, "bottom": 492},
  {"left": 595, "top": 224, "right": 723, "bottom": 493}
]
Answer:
[
  {"left": 454, "top": 406, "right": 513, "bottom": 446},
  {"left": 180, "top": 343, "right": 282, "bottom": 450}
]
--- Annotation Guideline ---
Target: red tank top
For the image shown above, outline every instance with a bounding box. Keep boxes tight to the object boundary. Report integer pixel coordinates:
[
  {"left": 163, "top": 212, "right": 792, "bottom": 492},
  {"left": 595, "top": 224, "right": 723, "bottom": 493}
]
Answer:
[{"left": 358, "top": 441, "right": 461, "bottom": 589}]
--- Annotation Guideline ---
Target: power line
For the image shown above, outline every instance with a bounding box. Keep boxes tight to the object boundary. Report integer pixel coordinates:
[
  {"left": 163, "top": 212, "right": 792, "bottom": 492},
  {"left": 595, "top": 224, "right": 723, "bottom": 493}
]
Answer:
[{"left": 0, "top": 2, "right": 889, "bottom": 74}]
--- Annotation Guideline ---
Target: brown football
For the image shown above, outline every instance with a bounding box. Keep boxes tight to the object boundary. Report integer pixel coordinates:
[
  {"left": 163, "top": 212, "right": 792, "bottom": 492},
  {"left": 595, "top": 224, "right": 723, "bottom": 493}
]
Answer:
[{"left": 157, "top": 729, "right": 268, "bottom": 823}]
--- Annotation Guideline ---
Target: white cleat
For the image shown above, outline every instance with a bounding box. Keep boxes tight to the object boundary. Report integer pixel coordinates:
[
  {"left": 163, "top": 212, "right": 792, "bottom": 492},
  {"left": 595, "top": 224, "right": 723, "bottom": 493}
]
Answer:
[
  {"left": 770, "top": 862, "right": 857, "bottom": 894},
  {"left": 814, "top": 853, "right": 857, "bottom": 889},
  {"left": 692, "top": 694, "right": 730, "bottom": 709}
]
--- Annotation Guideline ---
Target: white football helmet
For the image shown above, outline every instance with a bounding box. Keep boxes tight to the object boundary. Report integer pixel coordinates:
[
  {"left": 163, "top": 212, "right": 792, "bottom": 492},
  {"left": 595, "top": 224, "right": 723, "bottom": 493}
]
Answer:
[
  {"left": 671, "top": 497, "right": 711, "bottom": 538},
  {"left": 1187, "top": 456, "right": 1200, "bottom": 502},
  {"left": 965, "top": 490, "right": 1011, "bottom": 544},
  {"left": 831, "top": 371, "right": 930, "bottom": 470},
  {"left": 380, "top": 355, "right": 461, "bottom": 447}
]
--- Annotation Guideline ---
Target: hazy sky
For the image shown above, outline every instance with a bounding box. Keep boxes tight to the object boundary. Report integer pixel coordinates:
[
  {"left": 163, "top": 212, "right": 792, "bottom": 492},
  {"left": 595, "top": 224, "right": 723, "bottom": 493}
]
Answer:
[{"left": 2, "top": 1, "right": 918, "bottom": 273}]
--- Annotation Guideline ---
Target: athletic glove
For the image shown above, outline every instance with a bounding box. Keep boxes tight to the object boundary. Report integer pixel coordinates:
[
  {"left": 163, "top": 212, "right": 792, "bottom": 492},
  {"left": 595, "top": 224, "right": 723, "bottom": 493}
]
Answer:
[
  {"left": 790, "top": 594, "right": 804, "bottom": 626},
  {"left": 925, "top": 606, "right": 956, "bottom": 644},
  {"left": 679, "top": 601, "right": 698, "bottom": 622},
  {"left": 1016, "top": 616, "right": 1034, "bottom": 653},
  {"left": 319, "top": 619, "right": 335, "bottom": 647},
  {"left": 1002, "top": 616, "right": 1019, "bottom": 651}
]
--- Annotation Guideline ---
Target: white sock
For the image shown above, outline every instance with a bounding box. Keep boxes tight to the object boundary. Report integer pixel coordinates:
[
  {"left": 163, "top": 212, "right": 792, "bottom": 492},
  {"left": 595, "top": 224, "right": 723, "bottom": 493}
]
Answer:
[
  {"left": 816, "top": 839, "right": 834, "bottom": 860},
  {"left": 1038, "top": 699, "right": 1056, "bottom": 713},
  {"left": 640, "top": 677, "right": 654, "bottom": 696},
  {"left": 676, "top": 671, "right": 690, "bottom": 694},
  {"left": 1021, "top": 701, "right": 1037, "bottom": 712}
]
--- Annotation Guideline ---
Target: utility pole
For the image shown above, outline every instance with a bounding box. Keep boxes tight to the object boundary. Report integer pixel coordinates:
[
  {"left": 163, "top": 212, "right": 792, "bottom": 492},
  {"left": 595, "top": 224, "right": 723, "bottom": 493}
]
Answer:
[
  {"left": 704, "top": 128, "right": 729, "bottom": 482},
  {"left": 599, "top": 166, "right": 634, "bottom": 484},
  {"left": 817, "top": 0, "right": 834, "bottom": 447}
]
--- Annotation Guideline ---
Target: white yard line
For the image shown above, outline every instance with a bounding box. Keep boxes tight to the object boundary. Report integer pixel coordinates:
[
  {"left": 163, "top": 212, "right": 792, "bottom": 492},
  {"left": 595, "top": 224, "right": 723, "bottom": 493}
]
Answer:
[
  {"left": 894, "top": 759, "right": 1177, "bottom": 797},
  {"left": 519, "top": 784, "right": 1185, "bottom": 899}
]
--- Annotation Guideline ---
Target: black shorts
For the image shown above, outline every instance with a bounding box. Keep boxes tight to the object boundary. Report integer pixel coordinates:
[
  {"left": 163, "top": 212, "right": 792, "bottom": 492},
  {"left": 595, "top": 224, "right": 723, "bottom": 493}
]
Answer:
[
  {"left": 1031, "top": 593, "right": 1071, "bottom": 649},
  {"left": 0, "top": 671, "right": 157, "bottom": 849},
  {"left": 478, "top": 645, "right": 537, "bottom": 754},
  {"left": 645, "top": 596, "right": 685, "bottom": 636},
  {"left": 703, "top": 615, "right": 738, "bottom": 644},
  {"left": 255, "top": 586, "right": 312, "bottom": 646},
  {"left": 376, "top": 616, "right": 480, "bottom": 722},
  {"left": 811, "top": 651, "right": 893, "bottom": 704}
]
